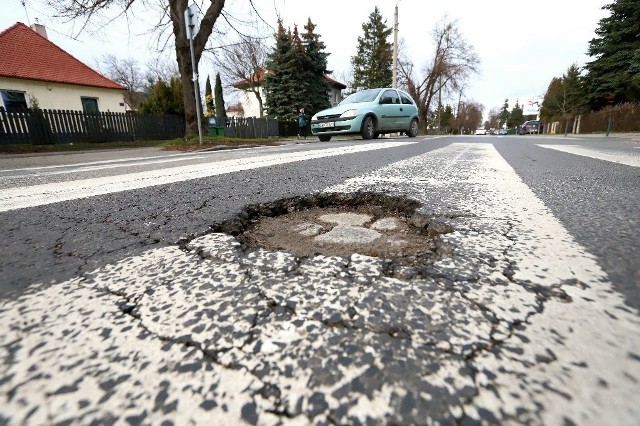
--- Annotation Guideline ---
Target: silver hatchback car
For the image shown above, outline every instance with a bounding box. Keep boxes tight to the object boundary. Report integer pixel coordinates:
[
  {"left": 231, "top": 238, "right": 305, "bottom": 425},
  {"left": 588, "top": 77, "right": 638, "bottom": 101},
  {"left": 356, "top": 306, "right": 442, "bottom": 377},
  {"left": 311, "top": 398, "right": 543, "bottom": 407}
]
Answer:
[{"left": 310, "top": 88, "right": 419, "bottom": 142}]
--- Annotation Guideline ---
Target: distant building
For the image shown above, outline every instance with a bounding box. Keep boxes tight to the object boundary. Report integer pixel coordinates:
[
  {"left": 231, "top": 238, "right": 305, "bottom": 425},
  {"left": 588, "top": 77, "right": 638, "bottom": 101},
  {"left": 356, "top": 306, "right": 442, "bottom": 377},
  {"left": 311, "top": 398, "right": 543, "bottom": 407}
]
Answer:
[
  {"left": 232, "top": 68, "right": 346, "bottom": 118},
  {"left": 0, "top": 22, "right": 126, "bottom": 113}
]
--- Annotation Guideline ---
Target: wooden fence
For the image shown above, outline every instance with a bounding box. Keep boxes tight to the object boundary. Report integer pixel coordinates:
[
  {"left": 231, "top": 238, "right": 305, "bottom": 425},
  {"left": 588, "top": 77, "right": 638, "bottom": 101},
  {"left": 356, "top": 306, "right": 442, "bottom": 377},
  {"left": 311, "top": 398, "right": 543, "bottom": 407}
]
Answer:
[{"left": 0, "top": 107, "right": 185, "bottom": 145}]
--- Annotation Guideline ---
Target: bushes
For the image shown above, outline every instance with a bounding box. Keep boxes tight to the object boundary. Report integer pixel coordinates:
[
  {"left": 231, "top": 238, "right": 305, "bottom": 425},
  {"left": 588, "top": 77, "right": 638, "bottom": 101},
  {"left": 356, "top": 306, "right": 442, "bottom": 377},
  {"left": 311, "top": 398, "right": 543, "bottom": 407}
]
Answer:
[{"left": 580, "top": 103, "right": 640, "bottom": 133}]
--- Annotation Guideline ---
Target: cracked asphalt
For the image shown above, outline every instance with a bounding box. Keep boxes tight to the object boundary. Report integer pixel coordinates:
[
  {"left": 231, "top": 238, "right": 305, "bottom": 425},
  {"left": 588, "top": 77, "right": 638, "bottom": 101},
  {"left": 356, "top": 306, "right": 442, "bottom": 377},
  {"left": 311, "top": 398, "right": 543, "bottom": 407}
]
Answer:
[{"left": 1, "top": 137, "right": 639, "bottom": 424}]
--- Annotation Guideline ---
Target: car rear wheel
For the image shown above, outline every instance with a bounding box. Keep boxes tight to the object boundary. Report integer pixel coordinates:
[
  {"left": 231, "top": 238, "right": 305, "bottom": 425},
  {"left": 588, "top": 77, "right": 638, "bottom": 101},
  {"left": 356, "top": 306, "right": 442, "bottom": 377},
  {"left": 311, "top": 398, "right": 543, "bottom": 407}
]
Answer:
[
  {"left": 318, "top": 135, "right": 331, "bottom": 142},
  {"left": 407, "top": 119, "right": 418, "bottom": 137},
  {"left": 361, "top": 116, "right": 375, "bottom": 140}
]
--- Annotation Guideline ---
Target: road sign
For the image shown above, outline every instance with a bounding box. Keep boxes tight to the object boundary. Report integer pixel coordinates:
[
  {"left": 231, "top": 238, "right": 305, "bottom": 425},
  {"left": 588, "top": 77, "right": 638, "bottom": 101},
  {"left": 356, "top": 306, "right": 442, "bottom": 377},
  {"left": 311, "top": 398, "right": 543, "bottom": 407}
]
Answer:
[{"left": 184, "top": 3, "right": 200, "bottom": 40}]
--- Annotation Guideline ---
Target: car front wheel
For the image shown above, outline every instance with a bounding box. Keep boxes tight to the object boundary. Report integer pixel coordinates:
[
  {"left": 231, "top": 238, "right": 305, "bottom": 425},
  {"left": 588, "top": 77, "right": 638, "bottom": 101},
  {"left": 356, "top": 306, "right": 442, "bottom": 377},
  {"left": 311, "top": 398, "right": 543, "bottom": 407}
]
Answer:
[
  {"left": 361, "top": 116, "right": 375, "bottom": 140},
  {"left": 407, "top": 119, "right": 419, "bottom": 137},
  {"left": 318, "top": 135, "right": 331, "bottom": 142}
]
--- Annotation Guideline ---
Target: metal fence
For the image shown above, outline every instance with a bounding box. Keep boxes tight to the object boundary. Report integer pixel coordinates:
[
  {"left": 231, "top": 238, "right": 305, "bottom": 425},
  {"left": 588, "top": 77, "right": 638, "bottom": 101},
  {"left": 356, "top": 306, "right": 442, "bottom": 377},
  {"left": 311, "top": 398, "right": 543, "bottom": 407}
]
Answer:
[
  {"left": 223, "top": 116, "right": 279, "bottom": 139},
  {"left": 0, "top": 107, "right": 185, "bottom": 145}
]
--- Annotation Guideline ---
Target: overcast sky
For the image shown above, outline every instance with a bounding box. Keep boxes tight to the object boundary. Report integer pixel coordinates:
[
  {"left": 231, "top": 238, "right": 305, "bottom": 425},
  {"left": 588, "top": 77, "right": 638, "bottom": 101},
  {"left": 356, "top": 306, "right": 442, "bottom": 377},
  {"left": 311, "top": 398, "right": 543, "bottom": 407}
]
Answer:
[{"left": 3, "top": 0, "right": 609, "bottom": 114}]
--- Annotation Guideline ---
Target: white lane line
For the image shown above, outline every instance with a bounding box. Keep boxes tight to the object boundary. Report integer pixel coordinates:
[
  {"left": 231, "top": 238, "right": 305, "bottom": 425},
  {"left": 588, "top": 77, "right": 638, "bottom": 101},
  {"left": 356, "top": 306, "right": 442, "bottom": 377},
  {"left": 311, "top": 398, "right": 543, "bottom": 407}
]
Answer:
[
  {"left": 1, "top": 155, "right": 210, "bottom": 177},
  {"left": 0, "top": 152, "right": 207, "bottom": 174},
  {"left": 328, "top": 143, "right": 639, "bottom": 423},
  {"left": 537, "top": 144, "right": 640, "bottom": 167},
  {"left": 0, "top": 141, "right": 416, "bottom": 212}
]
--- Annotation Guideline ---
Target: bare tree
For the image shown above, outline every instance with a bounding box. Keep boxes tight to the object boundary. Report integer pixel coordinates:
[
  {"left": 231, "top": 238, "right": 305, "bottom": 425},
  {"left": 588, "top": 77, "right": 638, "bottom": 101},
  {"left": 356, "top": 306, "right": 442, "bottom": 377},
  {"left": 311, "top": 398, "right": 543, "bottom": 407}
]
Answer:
[
  {"left": 97, "top": 54, "right": 146, "bottom": 110},
  {"left": 487, "top": 107, "right": 501, "bottom": 129},
  {"left": 146, "top": 56, "right": 180, "bottom": 83},
  {"left": 45, "top": 0, "right": 226, "bottom": 137},
  {"left": 211, "top": 35, "right": 268, "bottom": 117},
  {"left": 399, "top": 17, "right": 480, "bottom": 131},
  {"left": 450, "top": 100, "right": 483, "bottom": 134}
]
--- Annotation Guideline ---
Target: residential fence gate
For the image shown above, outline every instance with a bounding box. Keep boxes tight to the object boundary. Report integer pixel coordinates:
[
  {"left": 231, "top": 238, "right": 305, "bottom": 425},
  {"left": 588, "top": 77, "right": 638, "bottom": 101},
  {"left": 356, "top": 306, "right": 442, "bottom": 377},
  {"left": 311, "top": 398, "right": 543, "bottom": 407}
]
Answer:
[{"left": 223, "top": 116, "right": 279, "bottom": 139}]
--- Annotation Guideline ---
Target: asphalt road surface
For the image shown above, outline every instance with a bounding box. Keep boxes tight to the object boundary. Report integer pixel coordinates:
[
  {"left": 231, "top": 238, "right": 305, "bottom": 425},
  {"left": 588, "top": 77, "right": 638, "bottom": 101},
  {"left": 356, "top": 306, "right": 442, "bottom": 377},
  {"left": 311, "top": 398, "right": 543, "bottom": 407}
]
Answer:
[{"left": 1, "top": 134, "right": 639, "bottom": 425}]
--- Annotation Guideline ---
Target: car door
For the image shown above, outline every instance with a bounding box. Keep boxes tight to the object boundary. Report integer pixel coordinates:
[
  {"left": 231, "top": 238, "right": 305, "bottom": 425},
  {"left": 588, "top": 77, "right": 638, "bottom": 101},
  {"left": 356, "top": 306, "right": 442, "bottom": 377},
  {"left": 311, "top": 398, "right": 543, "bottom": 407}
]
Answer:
[
  {"left": 398, "top": 91, "right": 417, "bottom": 130},
  {"left": 377, "top": 89, "right": 401, "bottom": 130}
]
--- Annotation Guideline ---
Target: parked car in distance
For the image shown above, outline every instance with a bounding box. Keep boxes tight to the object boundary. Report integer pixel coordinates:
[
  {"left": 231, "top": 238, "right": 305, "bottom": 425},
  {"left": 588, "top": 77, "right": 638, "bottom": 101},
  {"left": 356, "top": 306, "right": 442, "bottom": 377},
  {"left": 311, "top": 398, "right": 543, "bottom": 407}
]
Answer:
[
  {"left": 475, "top": 127, "right": 487, "bottom": 135},
  {"left": 518, "top": 120, "right": 541, "bottom": 135},
  {"left": 497, "top": 128, "right": 508, "bottom": 135},
  {"left": 310, "top": 88, "right": 419, "bottom": 142}
]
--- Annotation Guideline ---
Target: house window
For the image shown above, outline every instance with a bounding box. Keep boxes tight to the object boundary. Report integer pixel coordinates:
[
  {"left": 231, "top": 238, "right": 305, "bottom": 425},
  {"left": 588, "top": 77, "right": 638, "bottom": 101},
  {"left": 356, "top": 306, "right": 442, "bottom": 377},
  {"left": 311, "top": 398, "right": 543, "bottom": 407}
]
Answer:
[
  {"left": 81, "top": 97, "right": 99, "bottom": 114},
  {"left": 1, "top": 90, "right": 28, "bottom": 112}
]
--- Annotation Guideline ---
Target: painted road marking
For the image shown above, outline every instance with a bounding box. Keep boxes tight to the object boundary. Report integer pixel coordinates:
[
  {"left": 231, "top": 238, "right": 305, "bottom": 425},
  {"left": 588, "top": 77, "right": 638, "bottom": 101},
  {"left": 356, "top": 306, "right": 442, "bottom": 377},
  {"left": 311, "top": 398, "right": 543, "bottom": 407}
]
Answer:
[
  {"left": 537, "top": 144, "right": 640, "bottom": 167},
  {"left": 329, "top": 142, "right": 640, "bottom": 423},
  {"left": 0, "top": 141, "right": 416, "bottom": 212},
  {"left": 0, "top": 154, "right": 210, "bottom": 176},
  {"left": 1, "top": 143, "right": 637, "bottom": 424}
]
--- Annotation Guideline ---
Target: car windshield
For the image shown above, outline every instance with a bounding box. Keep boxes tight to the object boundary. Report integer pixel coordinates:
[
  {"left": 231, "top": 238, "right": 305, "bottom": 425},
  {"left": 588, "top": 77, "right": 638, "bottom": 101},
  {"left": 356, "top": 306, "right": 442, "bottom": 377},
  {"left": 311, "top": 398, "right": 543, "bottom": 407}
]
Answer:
[{"left": 339, "top": 89, "right": 382, "bottom": 105}]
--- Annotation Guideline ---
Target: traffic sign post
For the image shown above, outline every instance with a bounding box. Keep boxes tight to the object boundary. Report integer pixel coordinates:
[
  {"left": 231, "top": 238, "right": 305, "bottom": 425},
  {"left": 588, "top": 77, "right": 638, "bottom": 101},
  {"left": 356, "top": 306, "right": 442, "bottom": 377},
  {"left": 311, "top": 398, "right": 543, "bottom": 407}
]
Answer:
[{"left": 184, "top": 4, "right": 203, "bottom": 145}]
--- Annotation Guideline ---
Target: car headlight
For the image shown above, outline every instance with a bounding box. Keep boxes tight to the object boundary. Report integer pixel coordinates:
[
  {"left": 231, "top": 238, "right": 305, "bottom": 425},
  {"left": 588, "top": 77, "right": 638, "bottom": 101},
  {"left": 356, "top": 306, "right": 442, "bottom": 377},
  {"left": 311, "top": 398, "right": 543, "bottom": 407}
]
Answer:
[
  {"left": 340, "top": 109, "right": 358, "bottom": 118},
  {"left": 311, "top": 115, "right": 318, "bottom": 121}
]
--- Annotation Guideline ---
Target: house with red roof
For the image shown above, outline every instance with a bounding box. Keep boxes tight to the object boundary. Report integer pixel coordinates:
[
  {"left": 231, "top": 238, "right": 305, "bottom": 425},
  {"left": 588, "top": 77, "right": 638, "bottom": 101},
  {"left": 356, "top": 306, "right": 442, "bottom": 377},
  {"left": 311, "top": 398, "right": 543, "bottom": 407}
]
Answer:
[
  {"left": 0, "top": 22, "right": 126, "bottom": 113},
  {"left": 232, "top": 68, "right": 346, "bottom": 118}
]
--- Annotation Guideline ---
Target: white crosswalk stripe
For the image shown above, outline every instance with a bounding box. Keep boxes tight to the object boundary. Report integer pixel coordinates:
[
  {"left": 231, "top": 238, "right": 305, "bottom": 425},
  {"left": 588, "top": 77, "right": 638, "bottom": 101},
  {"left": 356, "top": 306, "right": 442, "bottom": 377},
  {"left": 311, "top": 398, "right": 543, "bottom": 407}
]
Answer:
[
  {"left": 538, "top": 144, "right": 640, "bottom": 167},
  {"left": 0, "top": 141, "right": 415, "bottom": 212},
  {"left": 328, "top": 142, "right": 640, "bottom": 423}
]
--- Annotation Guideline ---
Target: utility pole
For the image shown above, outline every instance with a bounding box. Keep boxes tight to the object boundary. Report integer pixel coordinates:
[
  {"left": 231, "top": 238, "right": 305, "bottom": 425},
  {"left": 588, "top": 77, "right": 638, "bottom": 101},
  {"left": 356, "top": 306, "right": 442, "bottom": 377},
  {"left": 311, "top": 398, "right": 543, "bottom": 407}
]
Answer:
[
  {"left": 437, "top": 75, "right": 442, "bottom": 132},
  {"left": 392, "top": 2, "right": 399, "bottom": 88},
  {"left": 184, "top": 4, "right": 203, "bottom": 145}
]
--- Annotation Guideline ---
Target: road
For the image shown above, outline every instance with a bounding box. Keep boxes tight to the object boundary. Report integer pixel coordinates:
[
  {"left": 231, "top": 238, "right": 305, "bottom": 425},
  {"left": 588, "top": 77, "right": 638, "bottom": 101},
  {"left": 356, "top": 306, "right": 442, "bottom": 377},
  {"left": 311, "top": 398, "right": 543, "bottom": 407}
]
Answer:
[{"left": 1, "top": 135, "right": 639, "bottom": 424}]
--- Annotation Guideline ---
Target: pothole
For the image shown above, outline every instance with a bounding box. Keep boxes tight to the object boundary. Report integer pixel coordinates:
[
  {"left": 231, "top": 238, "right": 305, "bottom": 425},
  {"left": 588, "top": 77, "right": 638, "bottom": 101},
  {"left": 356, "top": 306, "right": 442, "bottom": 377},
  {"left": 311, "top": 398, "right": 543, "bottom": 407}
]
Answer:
[{"left": 204, "top": 192, "right": 454, "bottom": 265}]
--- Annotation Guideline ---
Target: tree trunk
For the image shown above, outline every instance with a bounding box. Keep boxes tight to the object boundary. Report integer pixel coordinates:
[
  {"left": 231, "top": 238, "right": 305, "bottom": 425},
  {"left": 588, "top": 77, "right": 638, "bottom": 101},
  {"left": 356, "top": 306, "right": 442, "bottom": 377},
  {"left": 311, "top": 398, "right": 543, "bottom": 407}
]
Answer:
[
  {"left": 169, "top": 0, "right": 225, "bottom": 138},
  {"left": 175, "top": 41, "right": 199, "bottom": 137}
]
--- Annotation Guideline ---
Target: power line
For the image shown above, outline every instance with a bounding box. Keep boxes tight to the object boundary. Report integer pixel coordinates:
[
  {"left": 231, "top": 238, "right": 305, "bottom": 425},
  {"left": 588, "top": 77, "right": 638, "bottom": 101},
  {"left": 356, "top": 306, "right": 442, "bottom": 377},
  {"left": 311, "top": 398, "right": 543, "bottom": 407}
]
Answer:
[{"left": 20, "top": 0, "right": 31, "bottom": 25}]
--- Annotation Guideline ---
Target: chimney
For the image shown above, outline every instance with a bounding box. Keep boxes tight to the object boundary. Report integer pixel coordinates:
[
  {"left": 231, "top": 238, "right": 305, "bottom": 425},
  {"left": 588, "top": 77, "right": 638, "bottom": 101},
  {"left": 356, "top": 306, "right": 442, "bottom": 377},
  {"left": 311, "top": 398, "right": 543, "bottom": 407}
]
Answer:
[{"left": 30, "top": 19, "right": 48, "bottom": 39}]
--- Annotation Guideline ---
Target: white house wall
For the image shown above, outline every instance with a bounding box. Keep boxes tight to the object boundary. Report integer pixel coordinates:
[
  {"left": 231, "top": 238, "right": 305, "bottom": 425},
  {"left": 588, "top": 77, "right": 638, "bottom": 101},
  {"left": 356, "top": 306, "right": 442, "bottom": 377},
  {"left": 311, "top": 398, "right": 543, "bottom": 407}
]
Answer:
[
  {"left": 328, "top": 87, "right": 342, "bottom": 107},
  {"left": 236, "top": 85, "right": 343, "bottom": 119},
  {"left": 0, "top": 77, "right": 126, "bottom": 112},
  {"left": 238, "top": 88, "right": 263, "bottom": 118}
]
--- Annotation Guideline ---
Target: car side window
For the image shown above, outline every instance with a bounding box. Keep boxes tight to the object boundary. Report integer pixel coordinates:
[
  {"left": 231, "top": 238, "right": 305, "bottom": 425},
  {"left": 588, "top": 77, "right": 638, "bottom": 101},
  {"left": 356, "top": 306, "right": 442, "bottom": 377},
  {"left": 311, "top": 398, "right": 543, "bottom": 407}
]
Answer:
[
  {"left": 381, "top": 89, "right": 399, "bottom": 104},
  {"left": 400, "top": 93, "right": 413, "bottom": 105}
]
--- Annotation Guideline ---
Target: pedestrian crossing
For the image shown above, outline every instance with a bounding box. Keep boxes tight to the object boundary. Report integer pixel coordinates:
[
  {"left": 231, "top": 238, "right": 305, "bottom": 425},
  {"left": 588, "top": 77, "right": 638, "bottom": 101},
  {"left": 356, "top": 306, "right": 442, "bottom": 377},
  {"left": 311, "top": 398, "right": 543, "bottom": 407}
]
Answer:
[
  {"left": 0, "top": 141, "right": 415, "bottom": 212},
  {"left": 1, "top": 141, "right": 637, "bottom": 424},
  {"left": 538, "top": 144, "right": 640, "bottom": 167},
  {"left": 328, "top": 142, "right": 639, "bottom": 423}
]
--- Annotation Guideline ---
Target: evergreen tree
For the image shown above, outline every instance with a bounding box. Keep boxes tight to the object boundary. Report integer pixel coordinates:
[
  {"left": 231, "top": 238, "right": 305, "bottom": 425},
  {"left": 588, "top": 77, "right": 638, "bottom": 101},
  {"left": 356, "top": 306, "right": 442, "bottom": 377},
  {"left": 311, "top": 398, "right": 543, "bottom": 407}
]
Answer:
[
  {"left": 214, "top": 72, "right": 226, "bottom": 124},
  {"left": 139, "top": 78, "right": 184, "bottom": 115},
  {"left": 541, "top": 64, "right": 584, "bottom": 121},
  {"left": 204, "top": 75, "right": 214, "bottom": 117},
  {"left": 499, "top": 99, "right": 510, "bottom": 128},
  {"left": 264, "top": 18, "right": 333, "bottom": 119},
  {"left": 264, "top": 21, "right": 306, "bottom": 120},
  {"left": 438, "top": 105, "right": 454, "bottom": 131},
  {"left": 507, "top": 101, "right": 523, "bottom": 128},
  {"left": 351, "top": 7, "right": 393, "bottom": 91},
  {"left": 301, "top": 18, "right": 332, "bottom": 115},
  {"left": 583, "top": 0, "right": 640, "bottom": 109}
]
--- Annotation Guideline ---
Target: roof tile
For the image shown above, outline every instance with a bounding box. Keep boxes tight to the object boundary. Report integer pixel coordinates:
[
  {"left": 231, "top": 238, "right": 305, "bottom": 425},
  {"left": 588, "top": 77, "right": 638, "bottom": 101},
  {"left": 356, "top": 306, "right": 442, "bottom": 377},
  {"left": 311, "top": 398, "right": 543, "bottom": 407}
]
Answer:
[{"left": 0, "top": 22, "right": 125, "bottom": 90}]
